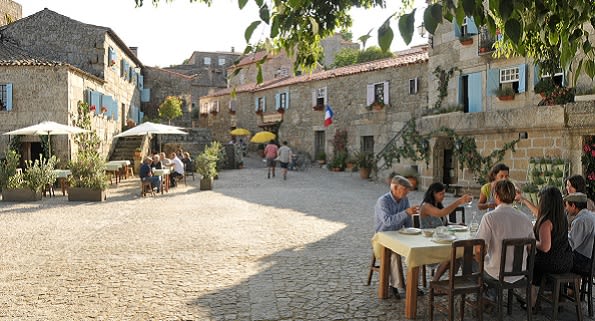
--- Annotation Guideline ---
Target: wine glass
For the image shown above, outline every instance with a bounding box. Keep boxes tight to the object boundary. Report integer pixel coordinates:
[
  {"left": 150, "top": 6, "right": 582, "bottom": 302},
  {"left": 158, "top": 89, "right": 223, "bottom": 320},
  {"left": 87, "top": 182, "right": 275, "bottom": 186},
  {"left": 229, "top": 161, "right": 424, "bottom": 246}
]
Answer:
[{"left": 466, "top": 195, "right": 474, "bottom": 208}]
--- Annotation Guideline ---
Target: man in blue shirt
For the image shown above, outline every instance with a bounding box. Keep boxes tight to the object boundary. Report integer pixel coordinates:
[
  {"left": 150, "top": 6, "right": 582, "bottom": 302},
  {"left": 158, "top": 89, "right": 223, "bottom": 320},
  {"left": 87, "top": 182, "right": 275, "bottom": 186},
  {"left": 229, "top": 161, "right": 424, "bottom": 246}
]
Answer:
[
  {"left": 374, "top": 175, "right": 420, "bottom": 299},
  {"left": 565, "top": 192, "right": 595, "bottom": 275},
  {"left": 140, "top": 156, "right": 160, "bottom": 193}
]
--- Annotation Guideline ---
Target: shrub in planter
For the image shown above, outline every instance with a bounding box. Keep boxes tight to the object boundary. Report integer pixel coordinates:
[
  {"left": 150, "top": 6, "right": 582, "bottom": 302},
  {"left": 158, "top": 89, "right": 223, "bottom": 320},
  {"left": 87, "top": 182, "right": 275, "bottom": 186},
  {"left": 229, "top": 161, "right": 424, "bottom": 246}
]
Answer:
[{"left": 2, "top": 152, "right": 57, "bottom": 201}]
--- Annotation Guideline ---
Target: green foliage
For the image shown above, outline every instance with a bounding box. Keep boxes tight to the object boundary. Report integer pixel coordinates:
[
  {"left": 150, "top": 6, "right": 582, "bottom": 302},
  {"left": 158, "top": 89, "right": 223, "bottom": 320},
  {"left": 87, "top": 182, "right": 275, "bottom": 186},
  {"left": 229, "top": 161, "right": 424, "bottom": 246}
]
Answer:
[
  {"left": 582, "top": 136, "right": 595, "bottom": 200},
  {"left": 352, "top": 151, "right": 375, "bottom": 169},
  {"left": 138, "top": 0, "right": 595, "bottom": 83},
  {"left": 433, "top": 66, "right": 458, "bottom": 109},
  {"left": 329, "top": 151, "right": 348, "bottom": 170},
  {"left": 358, "top": 46, "right": 394, "bottom": 63},
  {"left": 333, "top": 46, "right": 394, "bottom": 68},
  {"left": 195, "top": 142, "right": 222, "bottom": 179},
  {"left": 316, "top": 151, "right": 326, "bottom": 161},
  {"left": 0, "top": 149, "right": 20, "bottom": 190},
  {"left": 332, "top": 129, "right": 348, "bottom": 154},
  {"left": 5, "top": 154, "right": 57, "bottom": 193},
  {"left": 158, "top": 96, "right": 183, "bottom": 124},
  {"left": 494, "top": 86, "right": 516, "bottom": 97},
  {"left": 539, "top": 87, "right": 575, "bottom": 106},
  {"left": 69, "top": 100, "right": 107, "bottom": 190}
]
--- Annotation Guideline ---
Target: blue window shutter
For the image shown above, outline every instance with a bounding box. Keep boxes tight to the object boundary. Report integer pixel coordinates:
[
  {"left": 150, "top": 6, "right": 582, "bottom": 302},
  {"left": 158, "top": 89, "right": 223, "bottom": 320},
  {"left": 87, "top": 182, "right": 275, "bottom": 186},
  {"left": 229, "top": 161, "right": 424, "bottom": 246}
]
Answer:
[
  {"left": 263, "top": 96, "right": 266, "bottom": 112},
  {"left": 467, "top": 17, "right": 479, "bottom": 34},
  {"left": 533, "top": 64, "right": 540, "bottom": 87},
  {"left": 120, "top": 60, "right": 125, "bottom": 77},
  {"left": 112, "top": 98, "right": 118, "bottom": 121},
  {"left": 285, "top": 90, "right": 290, "bottom": 110},
  {"left": 254, "top": 97, "right": 259, "bottom": 111},
  {"left": 141, "top": 88, "right": 150, "bottom": 102},
  {"left": 487, "top": 68, "right": 500, "bottom": 96},
  {"left": 139, "top": 111, "right": 144, "bottom": 123},
  {"left": 91, "top": 91, "right": 101, "bottom": 114},
  {"left": 275, "top": 93, "right": 280, "bottom": 110},
  {"left": 138, "top": 74, "right": 144, "bottom": 90},
  {"left": 5, "top": 83, "right": 12, "bottom": 111},
  {"left": 518, "top": 64, "right": 527, "bottom": 93},
  {"left": 452, "top": 19, "right": 461, "bottom": 38},
  {"left": 468, "top": 73, "right": 482, "bottom": 112}
]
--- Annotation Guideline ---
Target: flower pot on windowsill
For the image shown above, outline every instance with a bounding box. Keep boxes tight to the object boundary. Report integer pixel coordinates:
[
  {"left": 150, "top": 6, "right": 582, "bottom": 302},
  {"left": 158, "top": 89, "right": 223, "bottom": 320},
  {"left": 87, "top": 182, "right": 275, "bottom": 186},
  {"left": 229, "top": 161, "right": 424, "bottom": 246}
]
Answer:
[
  {"left": 497, "top": 95, "right": 515, "bottom": 101},
  {"left": 459, "top": 37, "right": 473, "bottom": 45},
  {"left": 229, "top": 110, "right": 236, "bottom": 115},
  {"left": 277, "top": 108, "right": 285, "bottom": 114},
  {"left": 255, "top": 110, "right": 263, "bottom": 116},
  {"left": 312, "top": 105, "right": 324, "bottom": 111}
]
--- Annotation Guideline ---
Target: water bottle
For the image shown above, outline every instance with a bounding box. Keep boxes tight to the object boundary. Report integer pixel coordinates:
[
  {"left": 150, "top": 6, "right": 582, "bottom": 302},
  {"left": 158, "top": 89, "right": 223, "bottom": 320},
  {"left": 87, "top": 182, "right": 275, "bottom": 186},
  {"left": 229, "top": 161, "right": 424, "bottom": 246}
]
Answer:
[{"left": 469, "top": 211, "right": 479, "bottom": 236}]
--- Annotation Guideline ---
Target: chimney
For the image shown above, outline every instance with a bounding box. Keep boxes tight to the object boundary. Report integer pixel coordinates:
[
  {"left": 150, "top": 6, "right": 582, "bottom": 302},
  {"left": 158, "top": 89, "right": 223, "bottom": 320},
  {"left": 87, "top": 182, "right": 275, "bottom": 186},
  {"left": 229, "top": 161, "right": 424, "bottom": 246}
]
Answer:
[
  {"left": 129, "top": 47, "right": 138, "bottom": 57},
  {"left": 231, "top": 46, "right": 235, "bottom": 53}
]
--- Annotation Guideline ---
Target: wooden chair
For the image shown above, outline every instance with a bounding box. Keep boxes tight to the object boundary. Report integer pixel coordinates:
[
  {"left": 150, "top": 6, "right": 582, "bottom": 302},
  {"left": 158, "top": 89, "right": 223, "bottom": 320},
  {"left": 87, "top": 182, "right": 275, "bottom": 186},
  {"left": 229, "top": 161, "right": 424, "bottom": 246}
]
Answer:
[
  {"left": 577, "top": 241, "right": 595, "bottom": 317},
  {"left": 537, "top": 272, "right": 583, "bottom": 321},
  {"left": 429, "top": 238, "right": 485, "bottom": 321},
  {"left": 448, "top": 206, "right": 465, "bottom": 225},
  {"left": 483, "top": 238, "right": 536, "bottom": 321},
  {"left": 184, "top": 161, "right": 196, "bottom": 181},
  {"left": 140, "top": 179, "right": 155, "bottom": 197},
  {"left": 366, "top": 251, "right": 405, "bottom": 288}
]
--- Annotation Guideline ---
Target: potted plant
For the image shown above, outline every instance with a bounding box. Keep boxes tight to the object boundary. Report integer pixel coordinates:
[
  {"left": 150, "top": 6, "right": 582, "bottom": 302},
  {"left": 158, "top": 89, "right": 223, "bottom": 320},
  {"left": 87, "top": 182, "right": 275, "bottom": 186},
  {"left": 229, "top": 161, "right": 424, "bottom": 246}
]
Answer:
[
  {"left": 328, "top": 151, "right": 347, "bottom": 172},
  {"left": 459, "top": 35, "right": 473, "bottom": 45},
  {"left": 353, "top": 151, "right": 375, "bottom": 179},
  {"left": 522, "top": 183, "right": 539, "bottom": 205},
  {"left": 494, "top": 86, "right": 516, "bottom": 100},
  {"left": 67, "top": 100, "right": 108, "bottom": 201},
  {"left": 195, "top": 152, "right": 217, "bottom": 190},
  {"left": 67, "top": 151, "right": 108, "bottom": 201},
  {"left": 534, "top": 78, "right": 555, "bottom": 97},
  {"left": 316, "top": 151, "right": 327, "bottom": 165},
  {"left": 2, "top": 151, "right": 57, "bottom": 202}
]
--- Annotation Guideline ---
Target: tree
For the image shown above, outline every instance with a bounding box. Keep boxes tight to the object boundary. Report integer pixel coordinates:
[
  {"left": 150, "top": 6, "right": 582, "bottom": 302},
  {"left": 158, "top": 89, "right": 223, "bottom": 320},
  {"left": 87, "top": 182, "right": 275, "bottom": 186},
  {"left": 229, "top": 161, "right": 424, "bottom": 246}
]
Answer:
[
  {"left": 135, "top": 0, "right": 595, "bottom": 82},
  {"left": 158, "top": 96, "right": 183, "bottom": 125},
  {"left": 333, "top": 47, "right": 359, "bottom": 68}
]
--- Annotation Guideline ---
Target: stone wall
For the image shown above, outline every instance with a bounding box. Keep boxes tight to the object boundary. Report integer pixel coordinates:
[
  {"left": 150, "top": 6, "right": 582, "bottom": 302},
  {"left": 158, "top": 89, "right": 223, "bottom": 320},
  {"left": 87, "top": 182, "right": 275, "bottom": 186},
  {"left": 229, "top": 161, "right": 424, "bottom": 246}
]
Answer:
[
  {"left": 0, "top": 0, "right": 21, "bottom": 25},
  {"left": 319, "top": 33, "right": 360, "bottom": 68},
  {"left": 159, "top": 128, "right": 212, "bottom": 158},
  {"left": 142, "top": 67, "right": 193, "bottom": 126}
]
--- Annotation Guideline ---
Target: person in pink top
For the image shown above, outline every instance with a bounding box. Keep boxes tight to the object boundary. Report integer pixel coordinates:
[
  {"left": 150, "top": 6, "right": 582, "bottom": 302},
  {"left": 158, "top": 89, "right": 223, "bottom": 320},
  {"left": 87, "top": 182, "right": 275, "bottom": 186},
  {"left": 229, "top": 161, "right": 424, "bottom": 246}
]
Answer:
[{"left": 264, "top": 140, "right": 279, "bottom": 179}]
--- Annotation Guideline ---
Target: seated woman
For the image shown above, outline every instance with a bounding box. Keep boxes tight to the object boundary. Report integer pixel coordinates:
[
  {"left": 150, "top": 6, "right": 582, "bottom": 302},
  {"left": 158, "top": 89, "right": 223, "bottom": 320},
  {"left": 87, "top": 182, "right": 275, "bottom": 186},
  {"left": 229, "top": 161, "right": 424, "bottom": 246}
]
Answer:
[
  {"left": 151, "top": 154, "right": 162, "bottom": 170},
  {"left": 523, "top": 186, "right": 573, "bottom": 311},
  {"left": 478, "top": 163, "right": 509, "bottom": 211},
  {"left": 420, "top": 182, "right": 472, "bottom": 228},
  {"left": 419, "top": 182, "right": 472, "bottom": 281}
]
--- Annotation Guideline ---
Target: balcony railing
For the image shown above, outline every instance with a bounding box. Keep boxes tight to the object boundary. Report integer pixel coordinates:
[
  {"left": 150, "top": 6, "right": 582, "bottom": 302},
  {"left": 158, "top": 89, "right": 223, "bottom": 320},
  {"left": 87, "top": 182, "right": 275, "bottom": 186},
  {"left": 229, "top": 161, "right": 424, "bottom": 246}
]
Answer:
[{"left": 478, "top": 26, "right": 496, "bottom": 55}]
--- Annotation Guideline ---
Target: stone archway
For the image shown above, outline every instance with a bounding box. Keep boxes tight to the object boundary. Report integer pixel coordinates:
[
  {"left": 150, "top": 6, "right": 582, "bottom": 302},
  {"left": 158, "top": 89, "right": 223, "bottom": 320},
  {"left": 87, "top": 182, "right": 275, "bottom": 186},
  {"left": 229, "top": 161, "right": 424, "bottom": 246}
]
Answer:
[{"left": 432, "top": 137, "right": 457, "bottom": 185}]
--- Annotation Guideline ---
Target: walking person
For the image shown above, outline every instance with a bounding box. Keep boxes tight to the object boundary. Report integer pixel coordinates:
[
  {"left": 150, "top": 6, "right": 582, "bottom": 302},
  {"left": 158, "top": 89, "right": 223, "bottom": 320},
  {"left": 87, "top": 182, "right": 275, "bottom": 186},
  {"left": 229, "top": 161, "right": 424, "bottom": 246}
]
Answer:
[
  {"left": 264, "top": 140, "right": 278, "bottom": 179},
  {"left": 277, "top": 141, "right": 292, "bottom": 180}
]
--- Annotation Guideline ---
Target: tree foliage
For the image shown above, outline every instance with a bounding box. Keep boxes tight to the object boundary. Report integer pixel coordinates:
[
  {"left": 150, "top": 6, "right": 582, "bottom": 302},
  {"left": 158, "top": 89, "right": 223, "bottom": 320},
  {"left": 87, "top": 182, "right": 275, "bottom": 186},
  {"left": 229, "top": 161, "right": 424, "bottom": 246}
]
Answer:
[
  {"left": 159, "top": 96, "right": 183, "bottom": 125},
  {"left": 135, "top": 0, "right": 595, "bottom": 82}
]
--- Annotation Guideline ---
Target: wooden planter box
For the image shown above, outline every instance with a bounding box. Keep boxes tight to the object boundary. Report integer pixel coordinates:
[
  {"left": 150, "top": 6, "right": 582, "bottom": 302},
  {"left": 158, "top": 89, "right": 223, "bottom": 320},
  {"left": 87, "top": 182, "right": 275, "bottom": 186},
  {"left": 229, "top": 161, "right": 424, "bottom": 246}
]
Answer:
[
  {"left": 497, "top": 95, "right": 515, "bottom": 101},
  {"left": 2, "top": 188, "right": 42, "bottom": 202},
  {"left": 200, "top": 177, "right": 213, "bottom": 190},
  {"left": 575, "top": 94, "right": 595, "bottom": 102},
  {"left": 68, "top": 187, "right": 107, "bottom": 202},
  {"left": 359, "top": 167, "right": 371, "bottom": 179}
]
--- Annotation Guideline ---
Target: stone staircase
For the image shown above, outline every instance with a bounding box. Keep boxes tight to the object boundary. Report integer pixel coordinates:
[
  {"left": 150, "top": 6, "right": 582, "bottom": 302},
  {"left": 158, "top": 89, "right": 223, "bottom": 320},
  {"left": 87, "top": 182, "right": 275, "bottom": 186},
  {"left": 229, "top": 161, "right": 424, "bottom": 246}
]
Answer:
[{"left": 109, "top": 136, "right": 143, "bottom": 161}]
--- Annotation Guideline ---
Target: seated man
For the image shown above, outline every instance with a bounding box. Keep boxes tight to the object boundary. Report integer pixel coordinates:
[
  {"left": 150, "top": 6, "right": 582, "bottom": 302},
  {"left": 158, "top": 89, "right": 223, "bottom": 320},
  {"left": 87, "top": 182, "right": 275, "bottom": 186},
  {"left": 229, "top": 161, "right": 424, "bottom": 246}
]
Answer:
[
  {"left": 139, "top": 156, "right": 160, "bottom": 193},
  {"left": 151, "top": 154, "right": 162, "bottom": 170},
  {"left": 474, "top": 180, "right": 534, "bottom": 299},
  {"left": 565, "top": 192, "right": 595, "bottom": 275},
  {"left": 374, "top": 175, "right": 420, "bottom": 299},
  {"left": 169, "top": 152, "right": 184, "bottom": 187}
]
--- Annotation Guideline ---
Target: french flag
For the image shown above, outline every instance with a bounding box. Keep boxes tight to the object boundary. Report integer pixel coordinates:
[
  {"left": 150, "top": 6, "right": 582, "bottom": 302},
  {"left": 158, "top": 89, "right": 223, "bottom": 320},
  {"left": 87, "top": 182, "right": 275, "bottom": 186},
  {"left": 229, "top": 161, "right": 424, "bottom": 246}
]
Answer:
[{"left": 324, "top": 105, "right": 334, "bottom": 127}]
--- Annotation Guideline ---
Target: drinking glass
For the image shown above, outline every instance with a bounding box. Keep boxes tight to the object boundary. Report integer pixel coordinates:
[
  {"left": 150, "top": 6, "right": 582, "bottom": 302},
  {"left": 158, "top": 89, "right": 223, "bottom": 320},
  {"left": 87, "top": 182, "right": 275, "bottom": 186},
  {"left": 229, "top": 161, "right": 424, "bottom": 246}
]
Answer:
[{"left": 466, "top": 195, "right": 474, "bottom": 208}]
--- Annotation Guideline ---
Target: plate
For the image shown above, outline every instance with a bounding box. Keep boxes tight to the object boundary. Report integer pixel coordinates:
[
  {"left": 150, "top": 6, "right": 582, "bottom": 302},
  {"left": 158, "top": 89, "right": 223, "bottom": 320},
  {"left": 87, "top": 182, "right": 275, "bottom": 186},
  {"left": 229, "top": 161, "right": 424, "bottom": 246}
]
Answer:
[
  {"left": 432, "top": 235, "right": 457, "bottom": 243},
  {"left": 399, "top": 227, "right": 422, "bottom": 235},
  {"left": 447, "top": 224, "right": 468, "bottom": 232}
]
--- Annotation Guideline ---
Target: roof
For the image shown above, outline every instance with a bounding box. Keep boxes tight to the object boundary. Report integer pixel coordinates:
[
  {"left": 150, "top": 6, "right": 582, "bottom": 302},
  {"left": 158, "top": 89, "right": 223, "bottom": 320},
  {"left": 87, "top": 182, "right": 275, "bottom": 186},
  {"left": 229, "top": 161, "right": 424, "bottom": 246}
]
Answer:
[
  {"left": 147, "top": 66, "right": 196, "bottom": 80},
  {"left": 203, "top": 48, "right": 429, "bottom": 99},
  {"left": 0, "top": 9, "right": 143, "bottom": 67}
]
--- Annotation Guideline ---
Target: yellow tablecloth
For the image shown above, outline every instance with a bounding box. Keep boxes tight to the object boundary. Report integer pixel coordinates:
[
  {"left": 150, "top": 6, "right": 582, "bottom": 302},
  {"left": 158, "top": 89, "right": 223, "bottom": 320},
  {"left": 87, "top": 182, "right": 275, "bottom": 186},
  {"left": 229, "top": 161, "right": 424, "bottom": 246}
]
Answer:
[{"left": 371, "top": 230, "right": 470, "bottom": 269}]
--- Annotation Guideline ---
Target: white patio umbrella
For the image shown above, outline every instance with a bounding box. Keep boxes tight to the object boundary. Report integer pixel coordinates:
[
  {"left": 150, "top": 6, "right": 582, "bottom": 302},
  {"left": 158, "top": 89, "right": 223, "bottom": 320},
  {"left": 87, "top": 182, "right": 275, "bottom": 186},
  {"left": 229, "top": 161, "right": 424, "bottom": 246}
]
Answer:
[
  {"left": 2, "top": 121, "right": 90, "bottom": 156},
  {"left": 113, "top": 122, "right": 187, "bottom": 138}
]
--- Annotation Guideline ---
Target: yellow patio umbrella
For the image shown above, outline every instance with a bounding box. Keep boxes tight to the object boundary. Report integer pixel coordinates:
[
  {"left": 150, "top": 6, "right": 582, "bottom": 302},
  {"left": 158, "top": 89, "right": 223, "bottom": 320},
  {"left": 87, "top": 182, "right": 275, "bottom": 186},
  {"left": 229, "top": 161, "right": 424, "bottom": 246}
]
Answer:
[
  {"left": 230, "top": 128, "right": 251, "bottom": 136},
  {"left": 250, "top": 131, "right": 276, "bottom": 143}
]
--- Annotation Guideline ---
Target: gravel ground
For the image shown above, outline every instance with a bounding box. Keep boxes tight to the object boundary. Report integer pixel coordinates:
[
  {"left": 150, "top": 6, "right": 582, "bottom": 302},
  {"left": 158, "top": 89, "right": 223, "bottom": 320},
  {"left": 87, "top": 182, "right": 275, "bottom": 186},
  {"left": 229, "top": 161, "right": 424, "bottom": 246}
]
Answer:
[{"left": 0, "top": 153, "right": 591, "bottom": 321}]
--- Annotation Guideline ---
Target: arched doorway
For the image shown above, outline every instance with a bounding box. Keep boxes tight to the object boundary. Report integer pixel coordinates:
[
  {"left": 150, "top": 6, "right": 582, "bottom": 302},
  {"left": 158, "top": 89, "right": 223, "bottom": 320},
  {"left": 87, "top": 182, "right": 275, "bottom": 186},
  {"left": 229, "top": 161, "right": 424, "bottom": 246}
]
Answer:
[{"left": 432, "top": 137, "right": 457, "bottom": 185}]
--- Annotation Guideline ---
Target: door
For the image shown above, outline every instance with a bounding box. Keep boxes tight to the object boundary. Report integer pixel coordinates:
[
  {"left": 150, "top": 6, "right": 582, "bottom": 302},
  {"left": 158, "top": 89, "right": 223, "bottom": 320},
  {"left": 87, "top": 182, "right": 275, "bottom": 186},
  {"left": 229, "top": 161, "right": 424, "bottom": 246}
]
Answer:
[{"left": 314, "top": 131, "right": 325, "bottom": 160}]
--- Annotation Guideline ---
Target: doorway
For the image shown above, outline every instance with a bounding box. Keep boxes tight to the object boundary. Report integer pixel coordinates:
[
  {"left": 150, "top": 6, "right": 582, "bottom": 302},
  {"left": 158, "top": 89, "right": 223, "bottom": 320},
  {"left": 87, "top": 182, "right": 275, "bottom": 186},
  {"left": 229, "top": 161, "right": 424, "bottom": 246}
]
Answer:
[{"left": 314, "top": 131, "right": 325, "bottom": 159}]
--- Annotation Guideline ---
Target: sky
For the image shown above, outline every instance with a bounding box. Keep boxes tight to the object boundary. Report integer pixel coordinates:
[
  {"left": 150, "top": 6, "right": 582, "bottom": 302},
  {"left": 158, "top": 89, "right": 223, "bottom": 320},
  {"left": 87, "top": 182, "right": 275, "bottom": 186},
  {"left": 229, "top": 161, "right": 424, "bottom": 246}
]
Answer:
[{"left": 19, "top": 0, "right": 426, "bottom": 68}]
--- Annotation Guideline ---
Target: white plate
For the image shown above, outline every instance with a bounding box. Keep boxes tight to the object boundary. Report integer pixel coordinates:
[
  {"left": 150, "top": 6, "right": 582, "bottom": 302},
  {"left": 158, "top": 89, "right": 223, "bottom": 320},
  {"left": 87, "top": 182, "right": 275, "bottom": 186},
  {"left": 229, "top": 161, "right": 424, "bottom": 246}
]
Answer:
[
  {"left": 447, "top": 224, "right": 468, "bottom": 232},
  {"left": 432, "top": 235, "right": 457, "bottom": 243},
  {"left": 399, "top": 227, "right": 422, "bottom": 235}
]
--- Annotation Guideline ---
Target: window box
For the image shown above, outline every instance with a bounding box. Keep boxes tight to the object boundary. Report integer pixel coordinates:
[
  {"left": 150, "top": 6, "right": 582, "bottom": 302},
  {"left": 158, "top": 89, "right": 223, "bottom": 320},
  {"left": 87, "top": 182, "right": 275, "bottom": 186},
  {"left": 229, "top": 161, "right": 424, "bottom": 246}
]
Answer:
[
  {"left": 494, "top": 86, "right": 516, "bottom": 101},
  {"left": 459, "top": 36, "right": 473, "bottom": 45},
  {"left": 312, "top": 104, "right": 324, "bottom": 111},
  {"left": 277, "top": 107, "right": 285, "bottom": 114},
  {"left": 255, "top": 109, "right": 263, "bottom": 115}
]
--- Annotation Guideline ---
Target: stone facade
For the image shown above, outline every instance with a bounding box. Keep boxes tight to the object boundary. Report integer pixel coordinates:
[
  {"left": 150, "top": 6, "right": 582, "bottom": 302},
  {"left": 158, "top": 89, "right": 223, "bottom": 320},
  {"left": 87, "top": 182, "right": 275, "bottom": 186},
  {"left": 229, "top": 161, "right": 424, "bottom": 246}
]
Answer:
[
  {"left": 0, "top": 0, "right": 21, "bottom": 26},
  {"left": 201, "top": 49, "right": 429, "bottom": 164},
  {"left": 319, "top": 33, "right": 360, "bottom": 68},
  {"left": 0, "top": 8, "right": 142, "bottom": 162},
  {"left": 141, "top": 67, "right": 193, "bottom": 125}
]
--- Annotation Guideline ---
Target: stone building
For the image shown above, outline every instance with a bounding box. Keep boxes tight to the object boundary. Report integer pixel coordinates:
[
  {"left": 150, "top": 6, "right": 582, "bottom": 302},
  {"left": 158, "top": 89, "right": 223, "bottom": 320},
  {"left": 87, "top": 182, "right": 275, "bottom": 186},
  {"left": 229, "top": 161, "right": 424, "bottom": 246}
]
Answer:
[
  {"left": 319, "top": 33, "right": 361, "bottom": 68},
  {"left": 0, "top": 0, "right": 21, "bottom": 26},
  {"left": 200, "top": 48, "right": 429, "bottom": 162},
  {"left": 141, "top": 50, "right": 241, "bottom": 127},
  {"left": 415, "top": 18, "right": 595, "bottom": 189},
  {"left": 0, "top": 8, "right": 143, "bottom": 163}
]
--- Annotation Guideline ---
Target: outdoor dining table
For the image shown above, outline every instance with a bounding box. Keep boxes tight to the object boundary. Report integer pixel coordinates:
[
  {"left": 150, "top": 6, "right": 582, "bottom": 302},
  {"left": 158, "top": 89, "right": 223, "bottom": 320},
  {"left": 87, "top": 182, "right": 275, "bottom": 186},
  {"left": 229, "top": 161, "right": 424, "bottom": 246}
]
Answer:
[
  {"left": 106, "top": 160, "right": 132, "bottom": 180},
  {"left": 104, "top": 163, "right": 122, "bottom": 185},
  {"left": 153, "top": 168, "right": 170, "bottom": 194},
  {"left": 53, "top": 169, "right": 72, "bottom": 196},
  {"left": 371, "top": 229, "right": 471, "bottom": 319}
]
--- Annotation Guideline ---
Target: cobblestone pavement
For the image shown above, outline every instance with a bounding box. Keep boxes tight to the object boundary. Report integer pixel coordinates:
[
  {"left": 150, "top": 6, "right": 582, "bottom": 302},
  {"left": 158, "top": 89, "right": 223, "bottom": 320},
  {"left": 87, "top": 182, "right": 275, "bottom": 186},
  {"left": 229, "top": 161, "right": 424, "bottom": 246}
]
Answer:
[{"left": 0, "top": 154, "right": 592, "bottom": 320}]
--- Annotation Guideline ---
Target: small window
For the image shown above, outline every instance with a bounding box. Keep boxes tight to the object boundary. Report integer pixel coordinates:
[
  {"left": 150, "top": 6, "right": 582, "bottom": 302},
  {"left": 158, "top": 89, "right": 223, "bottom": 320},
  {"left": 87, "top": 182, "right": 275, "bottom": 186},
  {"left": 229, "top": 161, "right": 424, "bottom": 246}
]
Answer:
[
  {"left": 0, "top": 84, "right": 8, "bottom": 110},
  {"left": 409, "top": 78, "right": 418, "bottom": 94},
  {"left": 258, "top": 97, "right": 265, "bottom": 110},
  {"left": 279, "top": 92, "right": 287, "bottom": 109},
  {"left": 218, "top": 58, "right": 226, "bottom": 66},
  {"left": 541, "top": 70, "right": 564, "bottom": 87},
  {"left": 374, "top": 83, "right": 385, "bottom": 104},
  {"left": 500, "top": 67, "right": 520, "bottom": 83},
  {"left": 316, "top": 88, "right": 326, "bottom": 106},
  {"left": 361, "top": 136, "right": 374, "bottom": 154},
  {"left": 203, "top": 57, "right": 211, "bottom": 65},
  {"left": 461, "top": 17, "right": 469, "bottom": 37}
]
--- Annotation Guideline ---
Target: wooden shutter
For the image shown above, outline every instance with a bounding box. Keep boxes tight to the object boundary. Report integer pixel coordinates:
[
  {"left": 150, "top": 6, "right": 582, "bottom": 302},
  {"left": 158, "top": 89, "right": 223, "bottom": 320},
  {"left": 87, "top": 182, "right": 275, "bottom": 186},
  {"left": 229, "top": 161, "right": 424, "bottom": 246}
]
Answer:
[
  {"left": 262, "top": 96, "right": 266, "bottom": 112},
  {"left": 5, "top": 83, "right": 12, "bottom": 111},
  {"left": 383, "top": 81, "right": 390, "bottom": 105},
  {"left": 254, "top": 97, "right": 259, "bottom": 111},
  {"left": 311, "top": 89, "right": 317, "bottom": 107},
  {"left": 366, "top": 84, "right": 374, "bottom": 105},
  {"left": 518, "top": 64, "right": 527, "bottom": 93},
  {"left": 468, "top": 72, "right": 482, "bottom": 112},
  {"left": 467, "top": 17, "right": 479, "bottom": 34},
  {"left": 452, "top": 19, "right": 461, "bottom": 38},
  {"left": 487, "top": 68, "right": 500, "bottom": 96},
  {"left": 275, "top": 93, "right": 280, "bottom": 110},
  {"left": 285, "top": 90, "right": 290, "bottom": 110}
]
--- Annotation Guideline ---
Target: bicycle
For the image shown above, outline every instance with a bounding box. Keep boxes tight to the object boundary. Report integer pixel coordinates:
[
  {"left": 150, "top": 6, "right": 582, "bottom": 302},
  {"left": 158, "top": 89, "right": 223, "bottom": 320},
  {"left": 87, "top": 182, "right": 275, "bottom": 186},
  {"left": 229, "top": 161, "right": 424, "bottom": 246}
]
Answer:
[{"left": 291, "top": 152, "right": 312, "bottom": 171}]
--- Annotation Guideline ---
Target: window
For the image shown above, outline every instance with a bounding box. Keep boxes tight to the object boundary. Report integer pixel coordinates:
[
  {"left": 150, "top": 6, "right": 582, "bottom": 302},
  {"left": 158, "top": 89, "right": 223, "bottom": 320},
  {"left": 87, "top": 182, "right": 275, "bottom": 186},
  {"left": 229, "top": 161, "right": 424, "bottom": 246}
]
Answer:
[
  {"left": 409, "top": 78, "right": 418, "bottom": 94},
  {"left": 203, "top": 57, "right": 211, "bottom": 65},
  {"left": 374, "top": 84, "right": 384, "bottom": 103},
  {"left": 311, "top": 87, "right": 327, "bottom": 108},
  {"left": 255, "top": 96, "right": 266, "bottom": 112},
  {"left": 218, "top": 58, "right": 226, "bottom": 66},
  {"left": 0, "top": 83, "right": 11, "bottom": 111},
  {"left": 461, "top": 17, "right": 470, "bottom": 37},
  {"left": 500, "top": 67, "right": 520, "bottom": 83},
  {"left": 276, "top": 91, "right": 289, "bottom": 110},
  {"left": 275, "top": 68, "right": 289, "bottom": 78},
  {"left": 200, "top": 103, "right": 209, "bottom": 115},
  {"left": 366, "top": 81, "right": 390, "bottom": 106},
  {"left": 361, "top": 136, "right": 375, "bottom": 154},
  {"left": 541, "top": 70, "right": 565, "bottom": 86}
]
